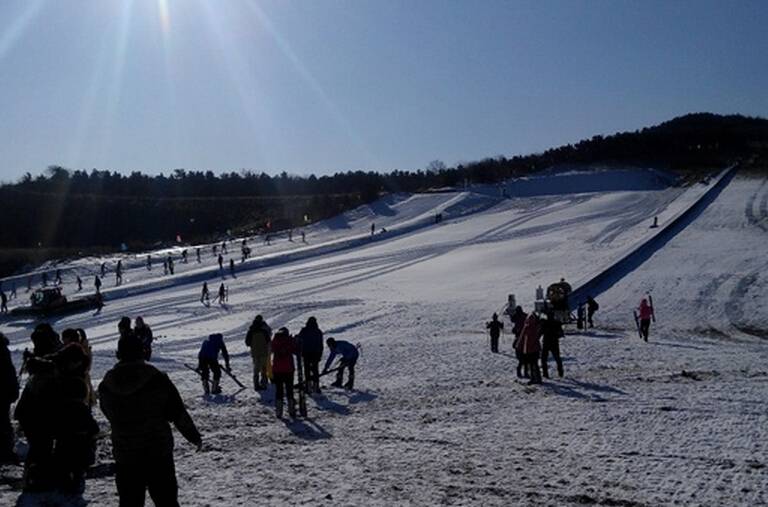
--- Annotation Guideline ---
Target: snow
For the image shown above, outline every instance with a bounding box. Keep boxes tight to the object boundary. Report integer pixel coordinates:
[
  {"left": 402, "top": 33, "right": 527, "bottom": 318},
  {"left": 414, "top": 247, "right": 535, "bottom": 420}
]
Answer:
[{"left": 2, "top": 167, "right": 767, "bottom": 506}]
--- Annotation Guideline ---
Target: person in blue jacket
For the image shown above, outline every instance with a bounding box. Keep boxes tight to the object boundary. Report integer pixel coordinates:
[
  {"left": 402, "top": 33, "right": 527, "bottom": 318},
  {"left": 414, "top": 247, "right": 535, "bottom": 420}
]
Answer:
[
  {"left": 322, "top": 338, "right": 358, "bottom": 390},
  {"left": 197, "top": 334, "right": 230, "bottom": 395},
  {"left": 295, "top": 317, "right": 324, "bottom": 394}
]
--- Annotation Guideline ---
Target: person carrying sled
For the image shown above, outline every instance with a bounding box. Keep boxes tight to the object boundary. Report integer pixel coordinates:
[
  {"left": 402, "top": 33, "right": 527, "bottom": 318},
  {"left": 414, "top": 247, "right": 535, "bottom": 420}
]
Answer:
[
  {"left": 486, "top": 313, "right": 503, "bottom": 353},
  {"left": 509, "top": 306, "right": 529, "bottom": 378},
  {"left": 323, "top": 338, "right": 359, "bottom": 390},
  {"left": 296, "top": 317, "right": 324, "bottom": 394},
  {"left": 134, "top": 316, "right": 154, "bottom": 361},
  {"left": 245, "top": 315, "right": 272, "bottom": 390},
  {"left": 586, "top": 296, "right": 599, "bottom": 328},
  {"left": 637, "top": 298, "right": 654, "bottom": 342},
  {"left": 99, "top": 337, "right": 202, "bottom": 507},
  {"left": 540, "top": 313, "right": 564, "bottom": 379},
  {"left": 516, "top": 314, "right": 542, "bottom": 385},
  {"left": 270, "top": 328, "right": 297, "bottom": 418},
  {"left": 197, "top": 334, "right": 231, "bottom": 395}
]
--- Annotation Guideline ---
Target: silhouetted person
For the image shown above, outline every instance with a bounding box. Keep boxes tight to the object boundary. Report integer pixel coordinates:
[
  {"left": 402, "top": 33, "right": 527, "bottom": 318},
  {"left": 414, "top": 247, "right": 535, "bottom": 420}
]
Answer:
[
  {"left": 218, "top": 254, "right": 224, "bottom": 271},
  {"left": 196, "top": 247, "right": 201, "bottom": 263},
  {"left": 486, "top": 313, "right": 503, "bottom": 353},
  {"left": 94, "top": 275, "right": 102, "bottom": 294},
  {"left": 0, "top": 292, "right": 7, "bottom": 314},
  {"left": 229, "top": 259, "right": 236, "bottom": 278},
  {"left": 76, "top": 275, "right": 83, "bottom": 292},
  {"left": 201, "top": 282, "right": 210, "bottom": 305},
  {"left": 586, "top": 296, "right": 599, "bottom": 328},
  {"left": 147, "top": 255, "right": 152, "bottom": 271},
  {"left": 0, "top": 333, "right": 18, "bottom": 464}
]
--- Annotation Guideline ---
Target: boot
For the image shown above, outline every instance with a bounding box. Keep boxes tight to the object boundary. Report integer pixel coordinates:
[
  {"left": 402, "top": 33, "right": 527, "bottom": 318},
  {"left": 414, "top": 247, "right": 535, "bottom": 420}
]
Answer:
[
  {"left": 288, "top": 399, "right": 296, "bottom": 418},
  {"left": 343, "top": 380, "right": 354, "bottom": 390},
  {"left": 253, "top": 373, "right": 260, "bottom": 392},
  {"left": 203, "top": 380, "right": 210, "bottom": 396},
  {"left": 275, "top": 398, "right": 283, "bottom": 418},
  {"left": 211, "top": 379, "right": 221, "bottom": 395}
]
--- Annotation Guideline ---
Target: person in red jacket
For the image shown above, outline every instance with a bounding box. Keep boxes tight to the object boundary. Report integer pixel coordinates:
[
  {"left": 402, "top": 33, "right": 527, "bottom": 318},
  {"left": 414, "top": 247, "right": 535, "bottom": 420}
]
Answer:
[
  {"left": 638, "top": 298, "right": 654, "bottom": 342},
  {"left": 516, "top": 313, "right": 542, "bottom": 385},
  {"left": 270, "top": 327, "right": 297, "bottom": 418}
]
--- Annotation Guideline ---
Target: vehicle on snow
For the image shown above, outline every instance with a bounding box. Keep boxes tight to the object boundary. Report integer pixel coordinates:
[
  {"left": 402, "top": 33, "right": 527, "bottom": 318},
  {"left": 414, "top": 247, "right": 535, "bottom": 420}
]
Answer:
[{"left": 9, "top": 287, "right": 103, "bottom": 317}]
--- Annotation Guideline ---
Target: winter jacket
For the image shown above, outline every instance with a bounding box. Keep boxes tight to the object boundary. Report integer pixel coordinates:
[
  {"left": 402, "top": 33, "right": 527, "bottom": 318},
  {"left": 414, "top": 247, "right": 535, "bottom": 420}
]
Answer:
[
  {"left": 296, "top": 326, "right": 323, "bottom": 358},
  {"left": 324, "top": 341, "right": 359, "bottom": 372},
  {"left": 134, "top": 324, "right": 153, "bottom": 348},
  {"left": 486, "top": 319, "right": 503, "bottom": 339},
  {"left": 638, "top": 299, "right": 653, "bottom": 320},
  {"left": 270, "top": 333, "right": 296, "bottom": 375},
  {"left": 99, "top": 361, "right": 201, "bottom": 463},
  {"left": 198, "top": 334, "right": 229, "bottom": 363},
  {"left": 0, "top": 344, "right": 18, "bottom": 404},
  {"left": 517, "top": 315, "right": 541, "bottom": 355},
  {"left": 245, "top": 322, "right": 272, "bottom": 358},
  {"left": 539, "top": 318, "right": 564, "bottom": 346},
  {"left": 510, "top": 310, "right": 527, "bottom": 337}
]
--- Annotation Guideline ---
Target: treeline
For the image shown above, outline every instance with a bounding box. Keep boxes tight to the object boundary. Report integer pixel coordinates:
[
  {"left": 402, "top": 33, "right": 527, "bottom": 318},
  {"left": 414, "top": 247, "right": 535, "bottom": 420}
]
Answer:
[{"left": 1, "top": 112, "right": 766, "bottom": 263}]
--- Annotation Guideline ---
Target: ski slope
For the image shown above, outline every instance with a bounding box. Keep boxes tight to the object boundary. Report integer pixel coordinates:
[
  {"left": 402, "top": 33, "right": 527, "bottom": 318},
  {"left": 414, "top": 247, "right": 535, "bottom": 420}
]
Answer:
[{"left": 1, "top": 168, "right": 767, "bottom": 506}]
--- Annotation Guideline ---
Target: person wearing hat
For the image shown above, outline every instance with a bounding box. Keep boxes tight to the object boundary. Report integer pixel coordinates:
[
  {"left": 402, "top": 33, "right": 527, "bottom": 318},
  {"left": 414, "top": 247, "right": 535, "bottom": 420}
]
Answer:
[
  {"left": 270, "top": 328, "right": 297, "bottom": 418},
  {"left": 99, "top": 337, "right": 202, "bottom": 506},
  {"left": 245, "top": 315, "right": 272, "bottom": 391},
  {"left": 295, "top": 317, "right": 324, "bottom": 394},
  {"left": 486, "top": 313, "right": 504, "bottom": 353}
]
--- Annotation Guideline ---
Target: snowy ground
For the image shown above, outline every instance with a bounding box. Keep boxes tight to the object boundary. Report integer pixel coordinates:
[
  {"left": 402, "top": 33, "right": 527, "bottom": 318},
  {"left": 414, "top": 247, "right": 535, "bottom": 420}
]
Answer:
[{"left": 1, "top": 168, "right": 767, "bottom": 506}]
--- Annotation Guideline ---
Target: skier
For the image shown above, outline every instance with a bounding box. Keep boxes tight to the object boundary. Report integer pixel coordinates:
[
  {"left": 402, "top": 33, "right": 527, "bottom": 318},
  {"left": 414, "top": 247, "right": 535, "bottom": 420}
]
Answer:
[
  {"left": 486, "top": 313, "right": 503, "bottom": 353},
  {"left": 76, "top": 275, "right": 83, "bottom": 292},
  {"left": 94, "top": 275, "right": 102, "bottom": 294},
  {"left": 99, "top": 337, "right": 202, "bottom": 507},
  {"left": 196, "top": 333, "right": 231, "bottom": 395},
  {"left": 0, "top": 291, "right": 7, "bottom": 314},
  {"left": 200, "top": 282, "right": 210, "bottom": 305},
  {"left": 295, "top": 317, "right": 324, "bottom": 394},
  {"left": 245, "top": 315, "right": 272, "bottom": 391},
  {"left": 586, "top": 296, "right": 599, "bottom": 328},
  {"left": 218, "top": 253, "right": 224, "bottom": 271},
  {"left": 637, "top": 298, "right": 654, "bottom": 342},
  {"left": 0, "top": 333, "right": 19, "bottom": 464},
  {"left": 229, "top": 258, "right": 236, "bottom": 278},
  {"left": 217, "top": 283, "right": 227, "bottom": 304},
  {"left": 509, "top": 306, "right": 529, "bottom": 378},
  {"left": 147, "top": 255, "right": 152, "bottom": 271},
  {"left": 540, "top": 313, "right": 564, "bottom": 379},
  {"left": 270, "top": 328, "right": 297, "bottom": 418},
  {"left": 323, "top": 338, "right": 358, "bottom": 390},
  {"left": 134, "top": 316, "right": 154, "bottom": 361},
  {"left": 516, "top": 314, "right": 542, "bottom": 385}
]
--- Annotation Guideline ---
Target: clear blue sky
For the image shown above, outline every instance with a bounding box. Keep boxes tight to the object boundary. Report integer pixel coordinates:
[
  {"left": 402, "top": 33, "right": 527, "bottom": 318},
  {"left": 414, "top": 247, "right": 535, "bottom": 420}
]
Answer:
[{"left": 0, "top": 0, "right": 766, "bottom": 182}]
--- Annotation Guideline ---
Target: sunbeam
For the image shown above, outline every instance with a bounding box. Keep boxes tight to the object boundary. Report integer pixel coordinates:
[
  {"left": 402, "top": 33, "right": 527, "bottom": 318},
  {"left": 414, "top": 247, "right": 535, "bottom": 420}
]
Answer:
[{"left": 0, "top": 0, "right": 46, "bottom": 62}]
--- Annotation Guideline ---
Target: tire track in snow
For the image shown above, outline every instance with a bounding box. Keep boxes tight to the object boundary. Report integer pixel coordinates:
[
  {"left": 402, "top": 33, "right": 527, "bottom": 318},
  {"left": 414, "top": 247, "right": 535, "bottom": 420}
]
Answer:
[
  {"left": 725, "top": 261, "right": 768, "bottom": 339},
  {"left": 744, "top": 178, "right": 768, "bottom": 231}
]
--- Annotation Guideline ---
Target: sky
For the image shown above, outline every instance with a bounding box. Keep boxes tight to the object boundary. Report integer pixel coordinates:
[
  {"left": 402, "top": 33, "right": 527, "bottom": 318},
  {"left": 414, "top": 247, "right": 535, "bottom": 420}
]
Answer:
[{"left": 0, "top": 0, "right": 766, "bottom": 182}]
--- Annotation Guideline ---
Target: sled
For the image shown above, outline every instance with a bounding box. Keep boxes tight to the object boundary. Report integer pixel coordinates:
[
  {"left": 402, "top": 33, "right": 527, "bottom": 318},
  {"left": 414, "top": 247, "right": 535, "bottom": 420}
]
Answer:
[
  {"left": 648, "top": 294, "right": 656, "bottom": 323},
  {"left": 294, "top": 354, "right": 308, "bottom": 417},
  {"left": 218, "top": 363, "right": 246, "bottom": 388}
]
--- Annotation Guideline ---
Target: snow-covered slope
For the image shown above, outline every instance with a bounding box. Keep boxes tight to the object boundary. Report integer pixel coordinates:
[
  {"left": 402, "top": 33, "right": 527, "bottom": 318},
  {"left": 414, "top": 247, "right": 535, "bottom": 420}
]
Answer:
[{"left": 1, "top": 169, "right": 766, "bottom": 506}]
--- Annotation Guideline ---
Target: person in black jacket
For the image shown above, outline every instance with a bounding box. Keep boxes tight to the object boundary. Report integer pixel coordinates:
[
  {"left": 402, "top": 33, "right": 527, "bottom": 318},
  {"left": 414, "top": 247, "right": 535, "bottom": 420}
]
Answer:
[
  {"left": 540, "top": 313, "right": 565, "bottom": 379},
  {"left": 99, "top": 337, "right": 202, "bottom": 507},
  {"left": 0, "top": 333, "right": 19, "bottom": 463},
  {"left": 486, "top": 313, "right": 503, "bottom": 353},
  {"left": 295, "top": 317, "right": 324, "bottom": 394},
  {"left": 586, "top": 296, "right": 599, "bottom": 328}
]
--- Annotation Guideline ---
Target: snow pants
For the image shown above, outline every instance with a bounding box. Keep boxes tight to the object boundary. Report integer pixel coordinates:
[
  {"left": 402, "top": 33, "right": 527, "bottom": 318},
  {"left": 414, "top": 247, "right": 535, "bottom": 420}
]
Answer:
[
  {"left": 524, "top": 353, "right": 541, "bottom": 384},
  {"left": 490, "top": 335, "right": 499, "bottom": 353},
  {"left": 335, "top": 358, "right": 356, "bottom": 388},
  {"left": 115, "top": 455, "right": 179, "bottom": 507},
  {"left": 273, "top": 372, "right": 295, "bottom": 407},
  {"left": 303, "top": 352, "right": 321, "bottom": 392},
  {"left": 541, "top": 340, "right": 563, "bottom": 378},
  {"left": 198, "top": 357, "right": 221, "bottom": 384},
  {"left": 250, "top": 351, "right": 270, "bottom": 390},
  {"left": 640, "top": 319, "right": 651, "bottom": 342},
  {"left": 514, "top": 345, "right": 529, "bottom": 378}
]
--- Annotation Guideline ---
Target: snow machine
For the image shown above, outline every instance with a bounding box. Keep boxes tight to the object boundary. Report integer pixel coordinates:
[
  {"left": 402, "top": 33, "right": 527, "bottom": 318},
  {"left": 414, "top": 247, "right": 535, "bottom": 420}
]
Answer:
[
  {"left": 9, "top": 287, "right": 103, "bottom": 317},
  {"left": 535, "top": 281, "right": 573, "bottom": 323}
]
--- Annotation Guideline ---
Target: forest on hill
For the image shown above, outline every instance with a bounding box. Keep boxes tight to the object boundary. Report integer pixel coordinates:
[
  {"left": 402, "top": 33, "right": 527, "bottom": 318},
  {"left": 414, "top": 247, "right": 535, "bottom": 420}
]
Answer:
[{"left": 0, "top": 112, "right": 766, "bottom": 275}]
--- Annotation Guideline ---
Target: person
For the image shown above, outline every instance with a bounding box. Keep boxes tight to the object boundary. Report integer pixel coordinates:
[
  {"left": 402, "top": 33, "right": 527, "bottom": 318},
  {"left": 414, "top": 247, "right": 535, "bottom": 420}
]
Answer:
[
  {"left": 116, "top": 260, "right": 123, "bottom": 286},
  {"left": 147, "top": 255, "right": 152, "bottom": 271},
  {"left": 10, "top": 281, "right": 16, "bottom": 299},
  {"left": 586, "top": 296, "right": 599, "bottom": 328},
  {"left": 301, "top": 230, "right": 306, "bottom": 243},
  {"left": 181, "top": 249, "right": 188, "bottom": 263},
  {"left": 218, "top": 253, "right": 224, "bottom": 271},
  {"left": 217, "top": 283, "right": 227, "bottom": 304},
  {"left": 516, "top": 314, "right": 542, "bottom": 385},
  {"left": 200, "top": 282, "right": 210, "bottom": 305},
  {"left": 323, "top": 338, "right": 358, "bottom": 390},
  {"left": 295, "top": 317, "right": 323, "bottom": 394},
  {"left": 94, "top": 275, "right": 102, "bottom": 294},
  {"left": 287, "top": 230, "right": 293, "bottom": 242},
  {"left": 76, "top": 328, "right": 97, "bottom": 407},
  {"left": 270, "top": 328, "right": 297, "bottom": 418},
  {"left": 486, "top": 313, "right": 503, "bottom": 353},
  {"left": 540, "top": 313, "right": 564, "bottom": 379},
  {"left": 221, "top": 241, "right": 227, "bottom": 254},
  {"left": 163, "top": 258, "right": 169, "bottom": 275},
  {"left": 134, "top": 316, "right": 154, "bottom": 361},
  {"left": 509, "top": 306, "right": 528, "bottom": 378},
  {"left": 0, "top": 333, "right": 19, "bottom": 464},
  {"left": 638, "top": 298, "right": 654, "bottom": 342},
  {"left": 229, "top": 258, "right": 236, "bottom": 277},
  {"left": 118, "top": 316, "right": 133, "bottom": 340},
  {"left": 0, "top": 291, "right": 7, "bottom": 314},
  {"left": 245, "top": 315, "right": 272, "bottom": 390},
  {"left": 76, "top": 275, "right": 83, "bottom": 292},
  {"left": 100, "top": 263, "right": 106, "bottom": 278},
  {"left": 196, "top": 247, "right": 201, "bottom": 263},
  {"left": 55, "top": 269, "right": 62, "bottom": 286},
  {"left": 99, "top": 337, "right": 202, "bottom": 507},
  {"left": 14, "top": 324, "right": 62, "bottom": 491},
  {"left": 168, "top": 256, "right": 175, "bottom": 275},
  {"left": 370, "top": 223, "right": 375, "bottom": 237},
  {"left": 197, "top": 334, "right": 230, "bottom": 395}
]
